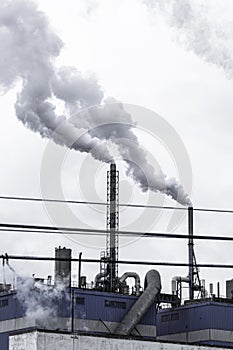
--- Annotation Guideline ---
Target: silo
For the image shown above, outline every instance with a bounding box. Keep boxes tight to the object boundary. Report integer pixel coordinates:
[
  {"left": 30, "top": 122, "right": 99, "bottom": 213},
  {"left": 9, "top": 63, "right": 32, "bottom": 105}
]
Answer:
[{"left": 54, "top": 247, "right": 72, "bottom": 287}]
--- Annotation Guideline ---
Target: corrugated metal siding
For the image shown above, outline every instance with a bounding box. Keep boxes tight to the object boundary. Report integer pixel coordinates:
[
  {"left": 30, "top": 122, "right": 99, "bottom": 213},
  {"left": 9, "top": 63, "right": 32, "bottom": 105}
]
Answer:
[
  {"left": 0, "top": 293, "right": 25, "bottom": 321},
  {"left": 212, "top": 304, "right": 233, "bottom": 330},
  {"left": 157, "top": 301, "right": 233, "bottom": 336},
  {"left": 0, "top": 288, "right": 156, "bottom": 325},
  {"left": 74, "top": 290, "right": 156, "bottom": 325},
  {"left": 0, "top": 332, "right": 9, "bottom": 350},
  {"left": 0, "top": 288, "right": 157, "bottom": 349}
]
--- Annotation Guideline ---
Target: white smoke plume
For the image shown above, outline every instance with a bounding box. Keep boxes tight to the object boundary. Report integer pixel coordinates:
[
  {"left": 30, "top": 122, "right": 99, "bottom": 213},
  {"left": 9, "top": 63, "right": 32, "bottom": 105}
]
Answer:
[
  {"left": 73, "top": 101, "right": 191, "bottom": 205},
  {"left": 144, "top": 0, "right": 233, "bottom": 79},
  {"left": 0, "top": 0, "right": 111, "bottom": 163},
  {"left": 0, "top": 0, "right": 191, "bottom": 205},
  {"left": 16, "top": 277, "right": 68, "bottom": 329}
]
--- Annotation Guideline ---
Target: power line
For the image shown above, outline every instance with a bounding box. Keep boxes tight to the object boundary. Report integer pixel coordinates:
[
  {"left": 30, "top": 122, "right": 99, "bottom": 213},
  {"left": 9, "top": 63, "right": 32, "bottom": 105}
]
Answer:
[
  {"left": 0, "top": 195, "right": 183, "bottom": 210},
  {"left": 1, "top": 222, "right": 233, "bottom": 242},
  {"left": 2, "top": 254, "right": 233, "bottom": 269},
  {"left": 0, "top": 228, "right": 103, "bottom": 236},
  {"left": 0, "top": 195, "right": 233, "bottom": 214}
]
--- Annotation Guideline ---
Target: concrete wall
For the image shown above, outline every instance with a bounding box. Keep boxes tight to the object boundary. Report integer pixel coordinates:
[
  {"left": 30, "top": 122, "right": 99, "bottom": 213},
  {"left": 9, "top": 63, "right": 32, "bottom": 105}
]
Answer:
[
  {"left": 9, "top": 331, "right": 231, "bottom": 350},
  {"left": 10, "top": 332, "right": 37, "bottom": 350}
]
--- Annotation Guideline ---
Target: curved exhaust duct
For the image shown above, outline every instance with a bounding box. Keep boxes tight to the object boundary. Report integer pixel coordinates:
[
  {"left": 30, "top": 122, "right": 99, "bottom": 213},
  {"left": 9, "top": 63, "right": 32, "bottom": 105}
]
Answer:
[
  {"left": 119, "top": 272, "right": 141, "bottom": 296},
  {"left": 114, "top": 269, "right": 161, "bottom": 336},
  {"left": 171, "top": 276, "right": 189, "bottom": 295},
  {"left": 94, "top": 270, "right": 109, "bottom": 289},
  {"left": 171, "top": 275, "right": 206, "bottom": 298}
]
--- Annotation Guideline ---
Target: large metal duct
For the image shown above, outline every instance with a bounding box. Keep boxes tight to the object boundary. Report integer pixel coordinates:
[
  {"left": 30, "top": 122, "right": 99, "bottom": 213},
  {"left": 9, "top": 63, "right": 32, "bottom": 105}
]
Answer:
[{"left": 114, "top": 269, "right": 161, "bottom": 335}]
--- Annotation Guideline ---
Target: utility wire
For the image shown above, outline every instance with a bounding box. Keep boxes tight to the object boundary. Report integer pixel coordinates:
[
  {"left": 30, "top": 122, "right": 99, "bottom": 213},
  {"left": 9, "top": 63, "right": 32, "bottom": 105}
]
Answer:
[
  {"left": 0, "top": 228, "right": 103, "bottom": 237},
  {"left": 0, "top": 195, "right": 233, "bottom": 214},
  {"left": 1, "top": 222, "right": 233, "bottom": 241},
  {"left": 0, "top": 195, "right": 185, "bottom": 210},
  {"left": 1, "top": 254, "right": 233, "bottom": 269}
]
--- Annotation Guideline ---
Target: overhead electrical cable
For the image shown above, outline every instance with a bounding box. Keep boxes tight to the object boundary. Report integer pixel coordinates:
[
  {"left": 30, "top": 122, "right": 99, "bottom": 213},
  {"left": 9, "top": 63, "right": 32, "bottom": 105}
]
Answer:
[
  {"left": 0, "top": 195, "right": 233, "bottom": 214},
  {"left": 0, "top": 223, "right": 233, "bottom": 241},
  {"left": 1, "top": 254, "right": 233, "bottom": 269}
]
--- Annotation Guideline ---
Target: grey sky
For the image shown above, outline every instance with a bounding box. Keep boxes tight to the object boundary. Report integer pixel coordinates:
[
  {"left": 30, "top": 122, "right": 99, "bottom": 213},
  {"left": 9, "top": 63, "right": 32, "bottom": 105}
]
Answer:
[{"left": 0, "top": 0, "right": 233, "bottom": 297}]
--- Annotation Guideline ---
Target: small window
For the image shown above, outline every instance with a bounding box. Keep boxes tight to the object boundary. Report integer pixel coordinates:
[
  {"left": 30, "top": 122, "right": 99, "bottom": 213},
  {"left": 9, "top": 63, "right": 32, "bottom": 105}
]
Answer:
[
  {"left": 105, "top": 300, "right": 126, "bottom": 309},
  {"left": 171, "top": 313, "right": 179, "bottom": 321},
  {"left": 76, "top": 297, "right": 85, "bottom": 305},
  {"left": 0, "top": 299, "right": 8, "bottom": 307},
  {"left": 161, "top": 314, "right": 170, "bottom": 322}
]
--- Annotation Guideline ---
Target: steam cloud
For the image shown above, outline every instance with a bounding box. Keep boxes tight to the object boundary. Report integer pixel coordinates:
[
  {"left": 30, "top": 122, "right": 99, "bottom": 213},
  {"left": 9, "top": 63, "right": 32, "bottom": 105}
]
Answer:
[
  {"left": 16, "top": 277, "right": 68, "bottom": 329},
  {"left": 144, "top": 0, "right": 233, "bottom": 79},
  {"left": 0, "top": 0, "right": 191, "bottom": 205},
  {"left": 4, "top": 257, "right": 70, "bottom": 329}
]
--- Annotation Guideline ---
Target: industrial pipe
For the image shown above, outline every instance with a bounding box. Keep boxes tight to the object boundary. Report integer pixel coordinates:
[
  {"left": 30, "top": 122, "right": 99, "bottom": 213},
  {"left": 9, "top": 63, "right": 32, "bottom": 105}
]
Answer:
[
  {"left": 94, "top": 270, "right": 109, "bottom": 289},
  {"left": 171, "top": 276, "right": 189, "bottom": 294},
  {"left": 171, "top": 276, "right": 189, "bottom": 301},
  {"left": 188, "top": 207, "right": 194, "bottom": 300},
  {"left": 78, "top": 252, "right": 82, "bottom": 288},
  {"left": 114, "top": 269, "right": 161, "bottom": 336},
  {"left": 119, "top": 272, "right": 141, "bottom": 296}
]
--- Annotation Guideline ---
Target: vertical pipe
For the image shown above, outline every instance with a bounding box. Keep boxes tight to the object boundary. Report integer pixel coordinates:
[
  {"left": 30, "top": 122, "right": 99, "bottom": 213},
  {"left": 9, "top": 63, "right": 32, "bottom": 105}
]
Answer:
[
  {"left": 188, "top": 207, "right": 194, "bottom": 300},
  {"left": 78, "top": 252, "right": 82, "bottom": 288},
  {"left": 209, "top": 283, "right": 213, "bottom": 296},
  {"left": 71, "top": 287, "right": 75, "bottom": 332},
  {"left": 217, "top": 282, "right": 220, "bottom": 298}
]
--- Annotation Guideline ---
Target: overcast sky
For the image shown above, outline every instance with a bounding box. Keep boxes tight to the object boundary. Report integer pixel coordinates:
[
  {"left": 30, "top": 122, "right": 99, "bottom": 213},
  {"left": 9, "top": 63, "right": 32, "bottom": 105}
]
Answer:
[{"left": 1, "top": 0, "right": 233, "bottom": 297}]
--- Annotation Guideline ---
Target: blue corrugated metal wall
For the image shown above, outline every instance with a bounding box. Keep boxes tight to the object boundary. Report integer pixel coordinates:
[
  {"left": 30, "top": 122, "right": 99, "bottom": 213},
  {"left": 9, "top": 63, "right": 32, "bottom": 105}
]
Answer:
[
  {"left": 74, "top": 289, "right": 156, "bottom": 325},
  {"left": 0, "top": 292, "right": 25, "bottom": 322},
  {"left": 157, "top": 301, "right": 233, "bottom": 336},
  {"left": 157, "top": 301, "right": 233, "bottom": 347},
  {"left": 0, "top": 333, "right": 9, "bottom": 350},
  {"left": 0, "top": 286, "right": 156, "bottom": 350}
]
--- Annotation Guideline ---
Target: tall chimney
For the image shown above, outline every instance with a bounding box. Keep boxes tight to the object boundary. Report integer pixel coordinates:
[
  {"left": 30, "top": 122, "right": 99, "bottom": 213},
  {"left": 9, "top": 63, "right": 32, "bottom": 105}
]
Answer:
[
  {"left": 188, "top": 207, "right": 194, "bottom": 300},
  {"left": 106, "top": 163, "right": 119, "bottom": 292},
  {"left": 55, "top": 247, "right": 72, "bottom": 287}
]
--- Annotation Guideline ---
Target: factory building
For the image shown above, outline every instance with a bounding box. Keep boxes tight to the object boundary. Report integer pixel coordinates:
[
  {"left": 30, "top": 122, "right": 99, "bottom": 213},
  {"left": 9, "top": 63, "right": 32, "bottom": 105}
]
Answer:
[
  {"left": 157, "top": 299, "right": 233, "bottom": 347},
  {"left": 2, "top": 164, "right": 233, "bottom": 350},
  {"left": 0, "top": 272, "right": 158, "bottom": 348},
  {"left": 0, "top": 243, "right": 174, "bottom": 349}
]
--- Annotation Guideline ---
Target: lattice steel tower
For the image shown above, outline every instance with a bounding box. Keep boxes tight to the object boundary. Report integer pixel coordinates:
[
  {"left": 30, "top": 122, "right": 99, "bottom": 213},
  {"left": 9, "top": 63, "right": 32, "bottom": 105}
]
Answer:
[{"left": 106, "top": 163, "right": 119, "bottom": 292}]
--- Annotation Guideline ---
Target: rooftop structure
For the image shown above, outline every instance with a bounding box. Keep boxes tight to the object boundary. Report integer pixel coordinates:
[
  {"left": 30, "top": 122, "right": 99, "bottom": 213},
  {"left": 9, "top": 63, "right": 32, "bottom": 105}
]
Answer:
[{"left": 1, "top": 164, "right": 233, "bottom": 349}]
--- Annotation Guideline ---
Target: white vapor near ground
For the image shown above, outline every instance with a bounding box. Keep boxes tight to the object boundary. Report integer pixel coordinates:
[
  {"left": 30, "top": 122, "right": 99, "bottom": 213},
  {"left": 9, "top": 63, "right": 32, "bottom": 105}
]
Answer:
[{"left": 16, "top": 277, "right": 67, "bottom": 329}]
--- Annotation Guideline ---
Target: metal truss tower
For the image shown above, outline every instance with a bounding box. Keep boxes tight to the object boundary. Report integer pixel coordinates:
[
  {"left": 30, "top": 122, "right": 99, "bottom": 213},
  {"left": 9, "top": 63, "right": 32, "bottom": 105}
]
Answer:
[{"left": 106, "top": 163, "right": 119, "bottom": 292}]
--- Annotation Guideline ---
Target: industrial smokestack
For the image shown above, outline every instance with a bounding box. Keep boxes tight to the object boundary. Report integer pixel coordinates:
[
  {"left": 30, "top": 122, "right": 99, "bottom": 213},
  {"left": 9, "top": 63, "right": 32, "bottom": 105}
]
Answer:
[
  {"left": 188, "top": 206, "right": 194, "bottom": 300},
  {"left": 107, "top": 163, "right": 119, "bottom": 292},
  {"left": 55, "top": 247, "right": 72, "bottom": 287}
]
